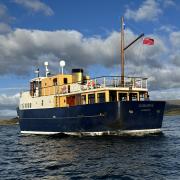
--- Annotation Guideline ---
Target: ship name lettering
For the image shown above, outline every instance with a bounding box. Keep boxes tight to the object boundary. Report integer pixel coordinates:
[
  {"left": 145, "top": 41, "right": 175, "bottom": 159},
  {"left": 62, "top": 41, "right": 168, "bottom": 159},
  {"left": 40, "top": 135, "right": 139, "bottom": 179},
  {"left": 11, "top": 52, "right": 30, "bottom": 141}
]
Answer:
[{"left": 139, "top": 104, "right": 154, "bottom": 108}]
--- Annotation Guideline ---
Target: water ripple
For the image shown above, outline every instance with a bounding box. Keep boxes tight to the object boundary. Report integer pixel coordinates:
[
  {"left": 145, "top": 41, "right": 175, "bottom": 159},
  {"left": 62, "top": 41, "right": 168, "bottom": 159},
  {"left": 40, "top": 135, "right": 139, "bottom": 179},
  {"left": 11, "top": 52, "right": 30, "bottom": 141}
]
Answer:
[{"left": 0, "top": 115, "right": 180, "bottom": 179}]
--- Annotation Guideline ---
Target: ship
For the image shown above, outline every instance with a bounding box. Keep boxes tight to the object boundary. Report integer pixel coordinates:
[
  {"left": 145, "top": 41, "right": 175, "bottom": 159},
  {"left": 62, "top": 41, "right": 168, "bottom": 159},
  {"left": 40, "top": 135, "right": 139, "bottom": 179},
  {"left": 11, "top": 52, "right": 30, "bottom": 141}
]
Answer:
[{"left": 17, "top": 17, "right": 165, "bottom": 136}]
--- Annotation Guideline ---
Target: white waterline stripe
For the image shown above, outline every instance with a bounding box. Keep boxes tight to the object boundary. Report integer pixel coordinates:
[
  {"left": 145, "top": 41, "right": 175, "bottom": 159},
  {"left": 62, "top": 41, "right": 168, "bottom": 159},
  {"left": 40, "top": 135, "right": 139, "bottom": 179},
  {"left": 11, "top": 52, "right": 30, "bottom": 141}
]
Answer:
[
  {"left": 21, "top": 129, "right": 162, "bottom": 136},
  {"left": 21, "top": 131, "right": 60, "bottom": 135}
]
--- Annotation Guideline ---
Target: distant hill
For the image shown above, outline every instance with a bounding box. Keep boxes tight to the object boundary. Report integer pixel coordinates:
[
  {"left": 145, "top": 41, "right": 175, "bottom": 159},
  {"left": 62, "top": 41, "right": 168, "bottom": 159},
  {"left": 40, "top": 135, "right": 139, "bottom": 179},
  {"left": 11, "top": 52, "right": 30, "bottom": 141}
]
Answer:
[
  {"left": 166, "top": 100, "right": 180, "bottom": 105},
  {"left": 0, "top": 117, "right": 19, "bottom": 125},
  {"left": 165, "top": 100, "right": 180, "bottom": 116}
]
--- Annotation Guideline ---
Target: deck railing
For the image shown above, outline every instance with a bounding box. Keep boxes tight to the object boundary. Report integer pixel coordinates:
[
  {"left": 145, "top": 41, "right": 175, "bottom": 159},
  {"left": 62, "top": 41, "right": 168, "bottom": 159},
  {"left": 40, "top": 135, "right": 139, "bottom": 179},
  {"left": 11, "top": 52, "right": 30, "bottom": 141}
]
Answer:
[{"left": 28, "top": 76, "right": 148, "bottom": 97}]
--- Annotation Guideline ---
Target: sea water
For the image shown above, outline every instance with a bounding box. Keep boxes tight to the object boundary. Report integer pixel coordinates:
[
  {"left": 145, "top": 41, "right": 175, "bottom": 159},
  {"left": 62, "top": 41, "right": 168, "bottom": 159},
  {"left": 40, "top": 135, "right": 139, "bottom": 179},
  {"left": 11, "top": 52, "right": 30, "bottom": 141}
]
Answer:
[{"left": 0, "top": 116, "right": 180, "bottom": 179}]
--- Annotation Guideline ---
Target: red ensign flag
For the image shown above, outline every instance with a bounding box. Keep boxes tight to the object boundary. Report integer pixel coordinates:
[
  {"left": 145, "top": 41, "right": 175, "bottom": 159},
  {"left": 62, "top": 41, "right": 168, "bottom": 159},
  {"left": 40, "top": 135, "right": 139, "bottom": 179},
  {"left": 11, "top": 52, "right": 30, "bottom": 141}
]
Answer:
[{"left": 143, "top": 38, "right": 154, "bottom": 45}]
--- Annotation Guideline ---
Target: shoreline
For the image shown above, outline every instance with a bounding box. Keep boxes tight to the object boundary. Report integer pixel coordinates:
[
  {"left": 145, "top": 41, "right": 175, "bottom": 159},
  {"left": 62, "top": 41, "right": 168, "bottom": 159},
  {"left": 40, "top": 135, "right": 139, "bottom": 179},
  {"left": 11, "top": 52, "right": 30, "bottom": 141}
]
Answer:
[{"left": 0, "top": 118, "right": 19, "bottom": 125}]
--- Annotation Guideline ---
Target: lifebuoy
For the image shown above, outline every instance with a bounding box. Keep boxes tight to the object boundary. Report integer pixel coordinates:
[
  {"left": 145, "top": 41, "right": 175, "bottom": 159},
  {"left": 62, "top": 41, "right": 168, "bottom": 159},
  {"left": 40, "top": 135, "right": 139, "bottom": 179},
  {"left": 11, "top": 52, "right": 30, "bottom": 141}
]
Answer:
[{"left": 87, "top": 80, "right": 95, "bottom": 89}]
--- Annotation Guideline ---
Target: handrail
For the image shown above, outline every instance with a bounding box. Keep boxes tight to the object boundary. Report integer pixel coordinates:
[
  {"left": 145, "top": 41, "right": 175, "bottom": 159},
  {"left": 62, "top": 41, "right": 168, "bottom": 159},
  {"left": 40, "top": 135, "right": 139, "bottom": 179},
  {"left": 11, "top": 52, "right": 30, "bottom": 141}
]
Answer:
[{"left": 25, "top": 76, "right": 148, "bottom": 97}]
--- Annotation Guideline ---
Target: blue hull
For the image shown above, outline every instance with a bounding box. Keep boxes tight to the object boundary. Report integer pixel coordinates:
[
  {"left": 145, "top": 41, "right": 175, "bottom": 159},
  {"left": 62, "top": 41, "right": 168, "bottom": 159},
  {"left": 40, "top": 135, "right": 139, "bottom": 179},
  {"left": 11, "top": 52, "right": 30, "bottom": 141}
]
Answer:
[{"left": 17, "top": 101, "right": 165, "bottom": 135}]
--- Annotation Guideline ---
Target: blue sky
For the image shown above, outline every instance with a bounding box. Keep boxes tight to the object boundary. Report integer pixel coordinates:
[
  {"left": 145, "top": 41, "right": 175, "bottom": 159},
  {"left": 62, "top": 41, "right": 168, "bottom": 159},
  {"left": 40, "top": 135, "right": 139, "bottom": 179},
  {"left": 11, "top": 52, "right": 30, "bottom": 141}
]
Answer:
[{"left": 0, "top": 0, "right": 180, "bottom": 116}]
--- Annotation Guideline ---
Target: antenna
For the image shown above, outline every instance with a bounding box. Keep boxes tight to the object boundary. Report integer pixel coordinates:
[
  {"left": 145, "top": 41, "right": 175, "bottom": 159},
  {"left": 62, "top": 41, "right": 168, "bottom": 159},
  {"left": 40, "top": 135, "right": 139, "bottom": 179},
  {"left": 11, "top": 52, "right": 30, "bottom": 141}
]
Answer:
[
  {"left": 44, "top": 61, "right": 49, "bottom": 77},
  {"left": 35, "top": 68, "right": 40, "bottom": 77},
  {"left": 59, "top": 60, "right": 65, "bottom": 75}
]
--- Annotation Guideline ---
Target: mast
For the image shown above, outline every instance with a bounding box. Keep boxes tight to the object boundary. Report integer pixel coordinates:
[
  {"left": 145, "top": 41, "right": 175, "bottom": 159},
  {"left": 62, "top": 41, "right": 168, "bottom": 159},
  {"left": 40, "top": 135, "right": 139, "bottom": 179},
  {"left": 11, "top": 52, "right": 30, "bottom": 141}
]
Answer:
[
  {"left": 120, "top": 16, "right": 144, "bottom": 86},
  {"left": 121, "top": 16, "right": 125, "bottom": 86}
]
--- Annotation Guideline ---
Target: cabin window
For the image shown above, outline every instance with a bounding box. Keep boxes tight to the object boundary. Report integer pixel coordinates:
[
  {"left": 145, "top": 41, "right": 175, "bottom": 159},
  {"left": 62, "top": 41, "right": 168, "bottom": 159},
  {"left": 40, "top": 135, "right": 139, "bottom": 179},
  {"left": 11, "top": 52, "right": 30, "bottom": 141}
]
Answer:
[
  {"left": 97, "top": 93, "right": 105, "bottom": 103},
  {"left": 42, "top": 100, "right": 44, "bottom": 106},
  {"left": 30, "top": 103, "right": 31, "bottom": 108},
  {"left": 129, "top": 93, "right": 138, "bottom": 101},
  {"left": 109, "top": 91, "right": 117, "bottom": 102},
  {"left": 64, "top": 78, "right": 68, "bottom": 84},
  {"left": 38, "top": 81, "right": 42, "bottom": 96},
  {"left": 35, "top": 81, "right": 39, "bottom": 87},
  {"left": 81, "top": 95, "right": 86, "bottom": 105},
  {"left": 30, "top": 82, "right": 34, "bottom": 96},
  {"left": 88, "top": 94, "right": 95, "bottom": 104},
  {"left": 53, "top": 78, "right": 57, "bottom": 86},
  {"left": 139, "top": 92, "right": 144, "bottom": 101},
  {"left": 119, "top": 93, "right": 127, "bottom": 101}
]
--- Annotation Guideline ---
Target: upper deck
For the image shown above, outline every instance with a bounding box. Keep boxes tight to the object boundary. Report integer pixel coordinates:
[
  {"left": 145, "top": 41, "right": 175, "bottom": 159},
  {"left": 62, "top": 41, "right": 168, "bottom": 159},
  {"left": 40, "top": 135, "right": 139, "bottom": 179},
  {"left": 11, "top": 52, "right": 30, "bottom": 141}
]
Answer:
[
  {"left": 30, "top": 75, "right": 148, "bottom": 97},
  {"left": 20, "top": 71, "right": 149, "bottom": 110}
]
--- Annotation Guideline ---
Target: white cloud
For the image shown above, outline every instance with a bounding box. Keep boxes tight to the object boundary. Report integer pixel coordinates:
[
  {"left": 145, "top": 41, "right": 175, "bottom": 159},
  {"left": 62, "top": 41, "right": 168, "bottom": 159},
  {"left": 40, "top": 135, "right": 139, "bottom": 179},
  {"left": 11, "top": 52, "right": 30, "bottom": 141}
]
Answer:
[
  {"left": 0, "top": 93, "right": 19, "bottom": 117},
  {"left": 0, "top": 29, "right": 120, "bottom": 75},
  {"left": 125, "top": 0, "right": 162, "bottom": 21},
  {"left": 150, "top": 88, "right": 180, "bottom": 100},
  {"left": 0, "top": 4, "right": 14, "bottom": 34},
  {"left": 169, "top": 31, "right": 180, "bottom": 47},
  {"left": 0, "top": 4, "right": 12, "bottom": 22},
  {"left": 0, "top": 28, "right": 166, "bottom": 75},
  {"left": 0, "top": 23, "right": 11, "bottom": 34},
  {"left": 14, "top": 0, "right": 54, "bottom": 16},
  {"left": 0, "top": 27, "right": 179, "bottom": 91},
  {"left": 170, "top": 52, "right": 180, "bottom": 66},
  {"left": 158, "top": 25, "right": 176, "bottom": 33},
  {"left": 0, "top": 93, "right": 19, "bottom": 109},
  {"left": 163, "top": 0, "right": 176, "bottom": 7},
  {"left": 0, "top": 109, "right": 17, "bottom": 117}
]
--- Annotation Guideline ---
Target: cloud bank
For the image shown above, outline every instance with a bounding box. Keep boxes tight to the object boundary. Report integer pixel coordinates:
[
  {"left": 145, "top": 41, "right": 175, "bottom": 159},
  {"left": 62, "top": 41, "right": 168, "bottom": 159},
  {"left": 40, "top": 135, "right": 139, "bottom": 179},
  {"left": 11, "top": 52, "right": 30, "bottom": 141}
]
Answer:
[{"left": 0, "top": 27, "right": 179, "bottom": 91}]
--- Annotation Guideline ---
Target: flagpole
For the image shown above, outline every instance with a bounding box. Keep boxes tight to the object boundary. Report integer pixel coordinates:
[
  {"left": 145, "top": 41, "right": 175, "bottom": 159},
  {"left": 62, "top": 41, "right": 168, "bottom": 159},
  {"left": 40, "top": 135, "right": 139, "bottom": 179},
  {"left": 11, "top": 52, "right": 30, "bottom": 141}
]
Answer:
[{"left": 121, "top": 16, "right": 125, "bottom": 86}]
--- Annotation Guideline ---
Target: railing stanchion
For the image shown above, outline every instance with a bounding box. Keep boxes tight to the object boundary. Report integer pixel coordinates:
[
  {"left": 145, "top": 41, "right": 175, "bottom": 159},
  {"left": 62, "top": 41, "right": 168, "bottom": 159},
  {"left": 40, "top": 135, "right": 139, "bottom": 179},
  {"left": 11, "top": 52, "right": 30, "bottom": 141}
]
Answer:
[{"left": 133, "top": 78, "right": 135, "bottom": 88}]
